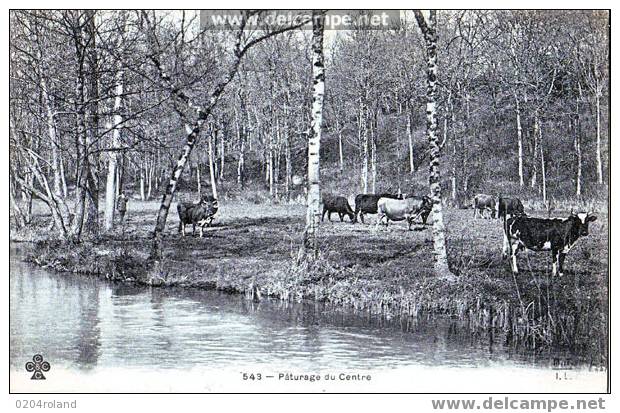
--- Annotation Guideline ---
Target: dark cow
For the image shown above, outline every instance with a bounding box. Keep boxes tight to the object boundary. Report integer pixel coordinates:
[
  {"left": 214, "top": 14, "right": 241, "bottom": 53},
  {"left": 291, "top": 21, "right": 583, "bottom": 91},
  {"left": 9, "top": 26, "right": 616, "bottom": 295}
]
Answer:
[
  {"left": 353, "top": 193, "right": 403, "bottom": 224},
  {"left": 473, "top": 193, "right": 497, "bottom": 219},
  {"left": 376, "top": 196, "right": 432, "bottom": 230},
  {"left": 502, "top": 212, "right": 597, "bottom": 277},
  {"left": 177, "top": 195, "right": 219, "bottom": 237},
  {"left": 497, "top": 196, "right": 525, "bottom": 219},
  {"left": 322, "top": 193, "right": 355, "bottom": 222}
]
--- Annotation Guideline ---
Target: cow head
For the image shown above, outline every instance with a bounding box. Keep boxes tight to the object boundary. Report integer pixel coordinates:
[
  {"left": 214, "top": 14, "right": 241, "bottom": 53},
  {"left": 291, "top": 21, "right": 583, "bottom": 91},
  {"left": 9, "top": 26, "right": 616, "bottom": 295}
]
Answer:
[
  {"left": 569, "top": 212, "right": 597, "bottom": 236},
  {"left": 200, "top": 196, "right": 219, "bottom": 215}
]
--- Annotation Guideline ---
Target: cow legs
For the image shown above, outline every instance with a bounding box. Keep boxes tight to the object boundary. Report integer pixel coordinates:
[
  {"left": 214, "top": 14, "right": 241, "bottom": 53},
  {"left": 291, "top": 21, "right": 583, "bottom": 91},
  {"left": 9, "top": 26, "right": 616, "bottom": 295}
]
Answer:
[
  {"left": 321, "top": 208, "right": 327, "bottom": 222},
  {"left": 421, "top": 210, "right": 430, "bottom": 225},
  {"left": 511, "top": 251, "right": 519, "bottom": 274},
  {"left": 376, "top": 214, "right": 387, "bottom": 230},
  {"left": 360, "top": 213, "right": 365, "bottom": 224},
  {"left": 552, "top": 250, "right": 566, "bottom": 277},
  {"left": 509, "top": 243, "right": 521, "bottom": 273},
  {"left": 558, "top": 252, "right": 566, "bottom": 277},
  {"left": 192, "top": 223, "right": 196, "bottom": 237},
  {"left": 502, "top": 233, "right": 510, "bottom": 259},
  {"left": 180, "top": 223, "right": 186, "bottom": 237},
  {"left": 339, "top": 213, "right": 344, "bottom": 222},
  {"left": 328, "top": 211, "right": 332, "bottom": 222}
]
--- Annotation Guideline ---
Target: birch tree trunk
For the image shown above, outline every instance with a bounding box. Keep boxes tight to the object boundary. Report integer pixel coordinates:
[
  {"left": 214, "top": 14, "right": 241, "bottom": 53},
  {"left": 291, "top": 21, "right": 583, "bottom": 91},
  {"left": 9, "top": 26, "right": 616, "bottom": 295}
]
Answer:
[
  {"left": 338, "top": 129, "right": 344, "bottom": 172},
  {"left": 530, "top": 113, "right": 539, "bottom": 190},
  {"left": 407, "top": 106, "right": 415, "bottom": 174},
  {"left": 83, "top": 9, "right": 100, "bottom": 236},
  {"left": 595, "top": 87, "right": 603, "bottom": 184},
  {"left": 299, "top": 10, "right": 325, "bottom": 261},
  {"left": 104, "top": 69, "right": 124, "bottom": 231},
  {"left": 538, "top": 119, "right": 547, "bottom": 205},
  {"left": 33, "top": 16, "right": 63, "bottom": 198},
  {"left": 139, "top": 165, "right": 146, "bottom": 201},
  {"left": 515, "top": 94, "right": 524, "bottom": 187},
  {"left": 197, "top": 163, "right": 202, "bottom": 198},
  {"left": 238, "top": 138, "right": 245, "bottom": 187},
  {"left": 284, "top": 115, "right": 292, "bottom": 200},
  {"left": 220, "top": 130, "right": 225, "bottom": 180},
  {"left": 360, "top": 101, "right": 369, "bottom": 192},
  {"left": 414, "top": 9, "right": 453, "bottom": 278},
  {"left": 574, "top": 114, "right": 582, "bottom": 197},
  {"left": 208, "top": 130, "right": 219, "bottom": 200},
  {"left": 370, "top": 112, "right": 377, "bottom": 193},
  {"left": 60, "top": 155, "right": 68, "bottom": 198}
]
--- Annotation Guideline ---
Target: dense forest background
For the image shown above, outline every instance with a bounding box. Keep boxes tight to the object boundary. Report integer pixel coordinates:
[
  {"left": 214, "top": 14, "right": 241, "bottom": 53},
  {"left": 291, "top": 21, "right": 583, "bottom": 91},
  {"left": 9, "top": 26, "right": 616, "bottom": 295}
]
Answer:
[{"left": 9, "top": 10, "right": 609, "bottom": 241}]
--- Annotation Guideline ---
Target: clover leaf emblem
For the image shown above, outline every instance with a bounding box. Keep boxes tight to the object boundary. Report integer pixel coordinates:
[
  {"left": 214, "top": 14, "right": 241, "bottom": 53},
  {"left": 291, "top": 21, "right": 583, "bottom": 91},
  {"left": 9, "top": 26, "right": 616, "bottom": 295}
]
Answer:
[{"left": 25, "top": 354, "right": 50, "bottom": 380}]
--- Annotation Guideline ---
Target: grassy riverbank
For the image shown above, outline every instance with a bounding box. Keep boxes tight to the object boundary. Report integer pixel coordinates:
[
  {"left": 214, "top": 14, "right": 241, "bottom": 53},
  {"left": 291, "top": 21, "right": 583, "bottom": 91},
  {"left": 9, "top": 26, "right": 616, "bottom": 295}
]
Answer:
[{"left": 13, "top": 198, "right": 609, "bottom": 363}]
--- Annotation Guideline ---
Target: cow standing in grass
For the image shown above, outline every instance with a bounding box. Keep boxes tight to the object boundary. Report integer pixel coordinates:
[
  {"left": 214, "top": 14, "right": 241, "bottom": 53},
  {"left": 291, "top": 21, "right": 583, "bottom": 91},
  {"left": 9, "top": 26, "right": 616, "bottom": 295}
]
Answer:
[
  {"left": 497, "top": 196, "right": 525, "bottom": 219},
  {"left": 376, "top": 196, "right": 432, "bottom": 231},
  {"left": 353, "top": 193, "right": 403, "bottom": 224},
  {"left": 177, "top": 195, "right": 218, "bottom": 238},
  {"left": 321, "top": 193, "right": 355, "bottom": 222},
  {"left": 473, "top": 193, "right": 497, "bottom": 218},
  {"left": 502, "top": 212, "right": 597, "bottom": 277}
]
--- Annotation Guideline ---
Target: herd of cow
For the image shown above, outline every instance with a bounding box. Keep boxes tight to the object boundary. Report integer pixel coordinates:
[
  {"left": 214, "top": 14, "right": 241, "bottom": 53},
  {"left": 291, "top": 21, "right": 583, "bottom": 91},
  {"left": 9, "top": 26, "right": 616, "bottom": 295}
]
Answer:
[{"left": 175, "top": 191, "right": 598, "bottom": 278}]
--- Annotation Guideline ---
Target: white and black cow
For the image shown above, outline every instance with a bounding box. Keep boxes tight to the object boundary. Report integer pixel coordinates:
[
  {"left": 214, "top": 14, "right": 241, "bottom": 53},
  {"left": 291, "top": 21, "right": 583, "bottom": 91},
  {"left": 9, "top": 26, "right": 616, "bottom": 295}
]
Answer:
[{"left": 502, "top": 212, "right": 597, "bottom": 277}]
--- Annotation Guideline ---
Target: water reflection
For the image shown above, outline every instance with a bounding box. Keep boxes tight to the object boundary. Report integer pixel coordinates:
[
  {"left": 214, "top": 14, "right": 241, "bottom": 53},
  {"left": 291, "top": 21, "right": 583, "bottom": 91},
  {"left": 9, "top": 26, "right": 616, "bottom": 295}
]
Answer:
[{"left": 10, "top": 248, "right": 564, "bottom": 372}]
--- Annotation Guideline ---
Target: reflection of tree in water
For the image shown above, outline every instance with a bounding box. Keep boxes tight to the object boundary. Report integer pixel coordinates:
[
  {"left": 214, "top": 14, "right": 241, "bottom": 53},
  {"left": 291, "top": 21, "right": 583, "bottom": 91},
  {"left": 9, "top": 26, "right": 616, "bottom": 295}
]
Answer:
[
  {"left": 75, "top": 284, "right": 101, "bottom": 369},
  {"left": 148, "top": 288, "right": 173, "bottom": 353}
]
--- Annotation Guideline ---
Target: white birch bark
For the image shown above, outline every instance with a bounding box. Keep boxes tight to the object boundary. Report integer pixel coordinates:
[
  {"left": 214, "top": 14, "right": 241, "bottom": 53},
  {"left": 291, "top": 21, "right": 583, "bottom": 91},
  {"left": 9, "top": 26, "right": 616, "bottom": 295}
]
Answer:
[
  {"left": 300, "top": 10, "right": 325, "bottom": 260},
  {"left": 414, "top": 9, "right": 453, "bottom": 278}
]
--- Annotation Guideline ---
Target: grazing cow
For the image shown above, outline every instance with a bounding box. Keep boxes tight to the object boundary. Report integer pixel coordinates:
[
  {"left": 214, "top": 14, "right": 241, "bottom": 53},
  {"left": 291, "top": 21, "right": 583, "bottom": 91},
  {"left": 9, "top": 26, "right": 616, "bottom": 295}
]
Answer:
[
  {"left": 353, "top": 193, "right": 403, "bottom": 224},
  {"left": 473, "top": 193, "right": 497, "bottom": 219},
  {"left": 376, "top": 196, "right": 432, "bottom": 230},
  {"left": 177, "top": 195, "right": 219, "bottom": 237},
  {"left": 497, "top": 196, "right": 525, "bottom": 219},
  {"left": 502, "top": 212, "right": 597, "bottom": 277},
  {"left": 322, "top": 193, "right": 355, "bottom": 222}
]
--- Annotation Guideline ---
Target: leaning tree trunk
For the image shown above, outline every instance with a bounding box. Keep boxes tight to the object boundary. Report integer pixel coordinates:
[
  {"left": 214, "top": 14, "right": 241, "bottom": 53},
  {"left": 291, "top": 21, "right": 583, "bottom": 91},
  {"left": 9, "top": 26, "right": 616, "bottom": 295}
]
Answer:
[
  {"left": 208, "top": 130, "right": 219, "bottom": 200},
  {"left": 299, "top": 10, "right": 325, "bottom": 262},
  {"left": 10, "top": 176, "right": 26, "bottom": 230},
  {"left": 414, "top": 9, "right": 453, "bottom": 278}
]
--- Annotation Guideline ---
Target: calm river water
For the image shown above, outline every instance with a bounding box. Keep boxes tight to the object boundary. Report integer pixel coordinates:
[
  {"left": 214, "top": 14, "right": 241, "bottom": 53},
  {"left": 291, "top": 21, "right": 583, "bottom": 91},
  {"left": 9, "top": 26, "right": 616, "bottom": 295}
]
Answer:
[{"left": 10, "top": 246, "right": 545, "bottom": 371}]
